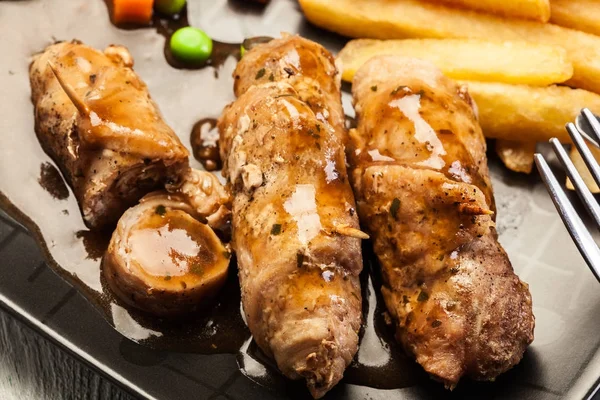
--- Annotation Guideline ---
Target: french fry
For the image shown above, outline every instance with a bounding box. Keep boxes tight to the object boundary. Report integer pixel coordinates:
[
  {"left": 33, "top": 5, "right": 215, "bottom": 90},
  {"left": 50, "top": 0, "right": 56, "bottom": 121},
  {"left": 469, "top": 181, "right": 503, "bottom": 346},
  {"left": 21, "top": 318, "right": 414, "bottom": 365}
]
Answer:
[
  {"left": 298, "top": 0, "right": 600, "bottom": 94},
  {"left": 566, "top": 147, "right": 600, "bottom": 193},
  {"left": 337, "top": 39, "right": 572, "bottom": 86},
  {"left": 551, "top": 0, "right": 600, "bottom": 37},
  {"left": 462, "top": 81, "right": 600, "bottom": 143},
  {"left": 495, "top": 140, "right": 536, "bottom": 174},
  {"left": 426, "top": 0, "right": 550, "bottom": 22}
]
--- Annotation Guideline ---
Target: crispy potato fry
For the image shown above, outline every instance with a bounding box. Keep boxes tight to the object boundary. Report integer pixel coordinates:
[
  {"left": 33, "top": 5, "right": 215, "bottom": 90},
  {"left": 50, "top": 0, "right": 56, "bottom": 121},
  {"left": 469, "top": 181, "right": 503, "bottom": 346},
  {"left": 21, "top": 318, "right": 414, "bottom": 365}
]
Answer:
[
  {"left": 337, "top": 39, "right": 572, "bottom": 86},
  {"left": 426, "top": 0, "right": 550, "bottom": 22},
  {"left": 462, "top": 81, "right": 600, "bottom": 143},
  {"left": 495, "top": 140, "right": 536, "bottom": 174},
  {"left": 551, "top": 0, "right": 600, "bottom": 37},
  {"left": 566, "top": 146, "right": 600, "bottom": 193},
  {"left": 298, "top": 0, "right": 600, "bottom": 93}
]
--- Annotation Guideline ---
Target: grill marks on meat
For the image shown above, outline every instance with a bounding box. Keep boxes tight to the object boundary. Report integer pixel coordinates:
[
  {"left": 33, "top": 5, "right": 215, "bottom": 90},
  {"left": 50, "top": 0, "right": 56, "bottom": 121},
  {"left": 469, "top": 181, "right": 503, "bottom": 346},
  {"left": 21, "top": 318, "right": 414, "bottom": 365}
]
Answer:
[
  {"left": 218, "top": 35, "right": 364, "bottom": 398},
  {"left": 30, "top": 40, "right": 189, "bottom": 229},
  {"left": 348, "top": 56, "right": 534, "bottom": 387}
]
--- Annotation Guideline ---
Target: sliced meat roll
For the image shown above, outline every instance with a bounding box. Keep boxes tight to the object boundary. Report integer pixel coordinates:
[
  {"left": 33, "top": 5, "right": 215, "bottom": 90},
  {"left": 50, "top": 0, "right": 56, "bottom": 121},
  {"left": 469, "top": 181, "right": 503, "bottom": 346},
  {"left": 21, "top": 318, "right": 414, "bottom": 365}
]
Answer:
[
  {"left": 218, "top": 35, "right": 365, "bottom": 399},
  {"left": 349, "top": 56, "right": 534, "bottom": 386},
  {"left": 103, "top": 170, "right": 231, "bottom": 317},
  {"left": 30, "top": 40, "right": 189, "bottom": 229}
]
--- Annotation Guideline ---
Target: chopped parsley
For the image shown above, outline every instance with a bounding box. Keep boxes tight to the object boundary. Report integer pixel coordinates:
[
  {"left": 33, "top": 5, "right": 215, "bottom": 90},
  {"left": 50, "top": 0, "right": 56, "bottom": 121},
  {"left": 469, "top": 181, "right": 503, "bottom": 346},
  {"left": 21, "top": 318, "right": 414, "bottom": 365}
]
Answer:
[
  {"left": 390, "top": 198, "right": 400, "bottom": 219},
  {"left": 190, "top": 263, "right": 204, "bottom": 275},
  {"left": 371, "top": 85, "right": 378, "bottom": 92},
  {"left": 296, "top": 252, "right": 305, "bottom": 269},
  {"left": 417, "top": 291, "right": 429, "bottom": 302},
  {"left": 255, "top": 68, "right": 266, "bottom": 79},
  {"left": 271, "top": 223, "right": 282, "bottom": 235},
  {"left": 155, "top": 205, "right": 166, "bottom": 216}
]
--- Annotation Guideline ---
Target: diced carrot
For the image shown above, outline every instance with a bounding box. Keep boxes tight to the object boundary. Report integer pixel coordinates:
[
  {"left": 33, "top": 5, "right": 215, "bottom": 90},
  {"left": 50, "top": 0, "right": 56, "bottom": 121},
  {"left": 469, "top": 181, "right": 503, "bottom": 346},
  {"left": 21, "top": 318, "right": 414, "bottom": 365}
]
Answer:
[{"left": 112, "top": 0, "right": 154, "bottom": 25}]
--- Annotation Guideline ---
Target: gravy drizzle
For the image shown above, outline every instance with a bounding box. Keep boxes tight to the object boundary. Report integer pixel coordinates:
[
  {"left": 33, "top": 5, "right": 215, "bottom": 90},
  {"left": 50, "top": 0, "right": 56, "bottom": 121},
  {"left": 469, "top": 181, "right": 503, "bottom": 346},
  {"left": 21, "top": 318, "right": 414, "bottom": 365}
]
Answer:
[
  {"left": 0, "top": 1, "right": 431, "bottom": 395},
  {"left": 190, "top": 118, "right": 222, "bottom": 171}
]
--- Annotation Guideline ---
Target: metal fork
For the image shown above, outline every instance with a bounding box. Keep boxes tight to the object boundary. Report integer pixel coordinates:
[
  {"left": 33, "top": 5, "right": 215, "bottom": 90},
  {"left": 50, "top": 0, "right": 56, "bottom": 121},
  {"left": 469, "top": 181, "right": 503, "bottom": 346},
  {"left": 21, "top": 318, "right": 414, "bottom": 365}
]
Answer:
[{"left": 534, "top": 108, "right": 600, "bottom": 283}]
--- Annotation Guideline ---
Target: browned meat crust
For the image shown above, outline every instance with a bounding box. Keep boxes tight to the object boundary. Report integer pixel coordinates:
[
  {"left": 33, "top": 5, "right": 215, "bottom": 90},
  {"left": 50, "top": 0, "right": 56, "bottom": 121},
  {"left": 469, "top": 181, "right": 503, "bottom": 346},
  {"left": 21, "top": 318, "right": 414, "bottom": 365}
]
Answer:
[
  {"left": 29, "top": 40, "right": 189, "bottom": 229},
  {"left": 349, "top": 56, "right": 534, "bottom": 386},
  {"left": 218, "top": 35, "right": 364, "bottom": 398}
]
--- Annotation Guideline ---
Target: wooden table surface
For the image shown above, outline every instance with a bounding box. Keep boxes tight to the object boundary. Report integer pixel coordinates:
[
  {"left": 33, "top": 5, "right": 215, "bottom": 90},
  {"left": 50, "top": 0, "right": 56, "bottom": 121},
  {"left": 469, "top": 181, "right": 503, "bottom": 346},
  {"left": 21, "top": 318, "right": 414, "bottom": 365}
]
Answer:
[{"left": 0, "top": 310, "right": 132, "bottom": 400}]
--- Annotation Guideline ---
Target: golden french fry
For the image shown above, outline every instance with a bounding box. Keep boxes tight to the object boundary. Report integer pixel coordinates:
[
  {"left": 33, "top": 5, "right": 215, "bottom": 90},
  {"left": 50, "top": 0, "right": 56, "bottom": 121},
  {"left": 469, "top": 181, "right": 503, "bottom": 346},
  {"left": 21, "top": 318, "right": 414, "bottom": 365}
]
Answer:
[
  {"left": 495, "top": 140, "right": 536, "bottom": 174},
  {"left": 426, "top": 0, "right": 550, "bottom": 22},
  {"left": 298, "top": 0, "right": 600, "bottom": 94},
  {"left": 551, "top": 0, "right": 600, "bottom": 37},
  {"left": 337, "top": 39, "right": 572, "bottom": 86},
  {"left": 462, "top": 81, "right": 600, "bottom": 143},
  {"left": 566, "top": 146, "right": 600, "bottom": 193}
]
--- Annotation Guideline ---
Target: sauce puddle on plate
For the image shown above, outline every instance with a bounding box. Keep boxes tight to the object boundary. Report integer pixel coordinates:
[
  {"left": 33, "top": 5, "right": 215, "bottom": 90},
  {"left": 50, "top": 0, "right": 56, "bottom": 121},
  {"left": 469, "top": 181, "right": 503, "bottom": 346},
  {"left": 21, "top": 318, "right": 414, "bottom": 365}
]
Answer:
[
  {"left": 9, "top": 163, "right": 428, "bottom": 390},
  {"left": 0, "top": 1, "right": 426, "bottom": 393}
]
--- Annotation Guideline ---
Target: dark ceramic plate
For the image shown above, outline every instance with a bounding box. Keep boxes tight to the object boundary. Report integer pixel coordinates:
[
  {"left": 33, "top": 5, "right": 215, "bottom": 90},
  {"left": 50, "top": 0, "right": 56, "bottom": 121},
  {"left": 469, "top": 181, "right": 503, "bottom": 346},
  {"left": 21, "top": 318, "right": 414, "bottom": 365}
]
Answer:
[{"left": 1, "top": 0, "right": 600, "bottom": 399}]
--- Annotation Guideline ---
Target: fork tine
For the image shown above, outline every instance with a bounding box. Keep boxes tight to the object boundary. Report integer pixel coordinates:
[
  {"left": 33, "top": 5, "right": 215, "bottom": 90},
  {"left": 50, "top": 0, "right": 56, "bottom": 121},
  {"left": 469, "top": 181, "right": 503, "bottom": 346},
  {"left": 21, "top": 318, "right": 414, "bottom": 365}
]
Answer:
[
  {"left": 576, "top": 108, "right": 600, "bottom": 148},
  {"left": 534, "top": 154, "right": 600, "bottom": 282},
  {"left": 550, "top": 138, "right": 600, "bottom": 231},
  {"left": 568, "top": 121, "right": 600, "bottom": 189},
  {"left": 582, "top": 108, "right": 600, "bottom": 141}
]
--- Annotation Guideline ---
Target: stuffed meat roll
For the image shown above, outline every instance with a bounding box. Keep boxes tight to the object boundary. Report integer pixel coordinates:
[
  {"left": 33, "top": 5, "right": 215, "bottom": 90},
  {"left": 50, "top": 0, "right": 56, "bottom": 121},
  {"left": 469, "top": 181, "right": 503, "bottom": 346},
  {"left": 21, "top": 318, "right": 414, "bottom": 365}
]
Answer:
[
  {"left": 30, "top": 40, "right": 189, "bottom": 229},
  {"left": 218, "top": 35, "right": 365, "bottom": 398},
  {"left": 349, "top": 56, "right": 534, "bottom": 386}
]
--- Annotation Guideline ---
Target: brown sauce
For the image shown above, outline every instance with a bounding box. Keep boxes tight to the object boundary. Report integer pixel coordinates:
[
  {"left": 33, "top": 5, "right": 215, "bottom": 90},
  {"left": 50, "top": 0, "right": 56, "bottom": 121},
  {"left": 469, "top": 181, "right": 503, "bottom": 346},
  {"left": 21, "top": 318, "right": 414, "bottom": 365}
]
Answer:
[
  {"left": 344, "top": 115, "right": 357, "bottom": 130},
  {"left": 38, "top": 162, "right": 69, "bottom": 200},
  {"left": 4, "top": 2, "right": 426, "bottom": 394},
  {"left": 75, "top": 229, "right": 111, "bottom": 260},
  {"left": 190, "top": 118, "right": 222, "bottom": 171},
  {"left": 4, "top": 175, "right": 428, "bottom": 391}
]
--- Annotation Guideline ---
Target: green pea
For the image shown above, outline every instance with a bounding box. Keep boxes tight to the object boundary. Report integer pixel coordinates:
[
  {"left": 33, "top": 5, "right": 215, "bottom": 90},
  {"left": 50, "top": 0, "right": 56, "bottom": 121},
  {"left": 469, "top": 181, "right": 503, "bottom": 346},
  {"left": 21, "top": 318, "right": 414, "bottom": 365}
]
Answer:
[
  {"left": 170, "top": 27, "right": 213, "bottom": 64},
  {"left": 155, "top": 0, "right": 186, "bottom": 15}
]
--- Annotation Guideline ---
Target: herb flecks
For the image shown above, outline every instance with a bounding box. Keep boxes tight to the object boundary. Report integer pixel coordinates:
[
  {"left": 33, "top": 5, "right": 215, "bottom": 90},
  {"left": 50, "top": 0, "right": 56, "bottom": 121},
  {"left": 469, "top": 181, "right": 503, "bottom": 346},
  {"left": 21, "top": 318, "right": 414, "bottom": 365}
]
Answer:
[
  {"left": 431, "top": 320, "right": 442, "bottom": 328},
  {"left": 255, "top": 68, "right": 266, "bottom": 79},
  {"left": 417, "top": 291, "right": 429, "bottom": 302},
  {"left": 164, "top": 275, "right": 171, "bottom": 281},
  {"left": 190, "top": 263, "right": 204, "bottom": 275},
  {"left": 390, "top": 198, "right": 400, "bottom": 219},
  {"left": 371, "top": 85, "right": 378, "bottom": 92},
  {"left": 155, "top": 205, "right": 166, "bottom": 216},
  {"left": 271, "top": 223, "right": 282, "bottom": 235},
  {"left": 296, "top": 252, "right": 305, "bottom": 269}
]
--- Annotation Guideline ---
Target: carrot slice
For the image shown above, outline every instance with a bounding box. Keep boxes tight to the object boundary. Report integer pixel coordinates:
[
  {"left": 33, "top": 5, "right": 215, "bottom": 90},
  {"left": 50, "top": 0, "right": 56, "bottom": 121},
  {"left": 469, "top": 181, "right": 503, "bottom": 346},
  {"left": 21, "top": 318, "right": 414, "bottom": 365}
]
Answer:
[{"left": 112, "top": 0, "right": 153, "bottom": 25}]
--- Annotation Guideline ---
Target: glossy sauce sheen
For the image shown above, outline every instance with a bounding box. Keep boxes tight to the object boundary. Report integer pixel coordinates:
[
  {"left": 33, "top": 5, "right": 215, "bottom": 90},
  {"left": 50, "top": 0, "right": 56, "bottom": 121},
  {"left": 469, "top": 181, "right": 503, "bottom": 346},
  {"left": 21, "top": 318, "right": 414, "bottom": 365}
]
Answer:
[
  {"left": 190, "top": 118, "right": 222, "bottom": 171},
  {"left": 0, "top": 0, "right": 448, "bottom": 395},
  {"left": 127, "top": 210, "right": 218, "bottom": 280}
]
